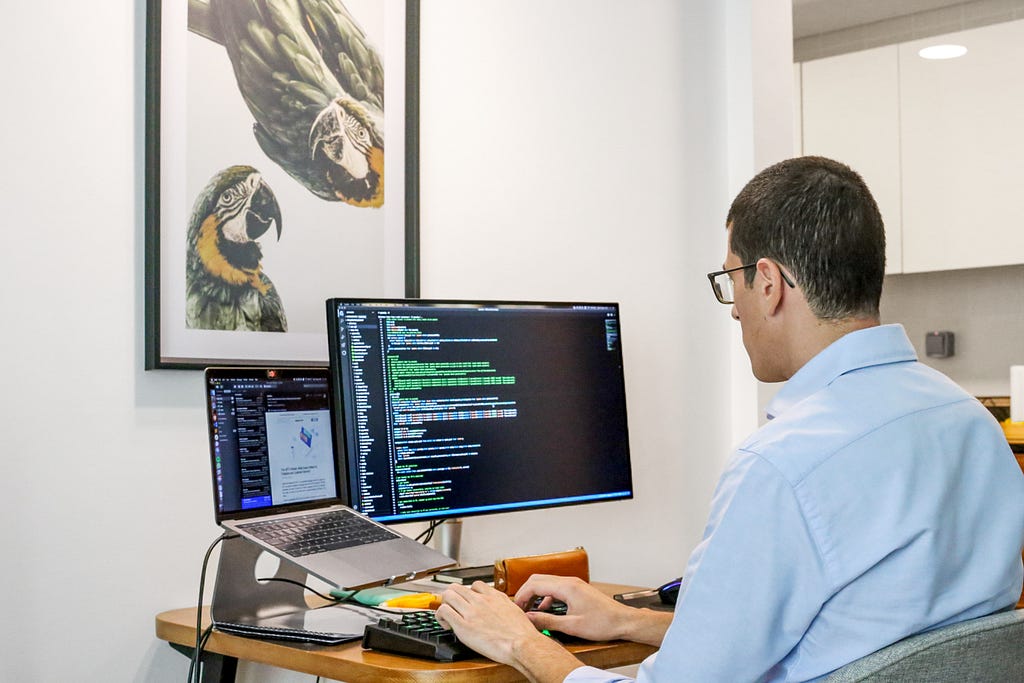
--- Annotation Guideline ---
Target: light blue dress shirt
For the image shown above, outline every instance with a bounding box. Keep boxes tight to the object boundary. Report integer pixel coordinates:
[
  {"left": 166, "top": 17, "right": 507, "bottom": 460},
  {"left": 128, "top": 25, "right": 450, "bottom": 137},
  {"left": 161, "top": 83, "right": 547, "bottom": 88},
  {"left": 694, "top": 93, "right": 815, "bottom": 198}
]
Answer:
[{"left": 568, "top": 324, "right": 1024, "bottom": 682}]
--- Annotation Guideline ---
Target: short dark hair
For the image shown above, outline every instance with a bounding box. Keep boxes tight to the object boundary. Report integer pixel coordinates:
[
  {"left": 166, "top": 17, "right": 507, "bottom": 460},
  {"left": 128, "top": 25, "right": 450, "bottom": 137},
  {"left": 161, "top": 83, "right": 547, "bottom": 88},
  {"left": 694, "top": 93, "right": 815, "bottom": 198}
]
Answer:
[{"left": 726, "top": 156, "right": 886, "bottom": 320}]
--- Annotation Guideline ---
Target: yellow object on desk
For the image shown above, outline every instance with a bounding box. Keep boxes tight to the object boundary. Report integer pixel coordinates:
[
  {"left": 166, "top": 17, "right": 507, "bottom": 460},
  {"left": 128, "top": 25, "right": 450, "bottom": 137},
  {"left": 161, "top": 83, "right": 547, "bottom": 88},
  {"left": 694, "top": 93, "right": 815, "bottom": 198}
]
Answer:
[
  {"left": 1003, "top": 419, "right": 1024, "bottom": 447},
  {"left": 329, "top": 586, "right": 441, "bottom": 608},
  {"left": 381, "top": 592, "right": 443, "bottom": 609}
]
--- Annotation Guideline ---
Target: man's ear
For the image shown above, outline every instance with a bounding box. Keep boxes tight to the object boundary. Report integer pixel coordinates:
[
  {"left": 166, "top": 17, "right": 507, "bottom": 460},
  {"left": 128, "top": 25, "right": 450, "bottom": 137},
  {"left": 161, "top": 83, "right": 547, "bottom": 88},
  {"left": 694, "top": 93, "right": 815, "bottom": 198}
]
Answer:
[{"left": 755, "top": 258, "right": 784, "bottom": 316}]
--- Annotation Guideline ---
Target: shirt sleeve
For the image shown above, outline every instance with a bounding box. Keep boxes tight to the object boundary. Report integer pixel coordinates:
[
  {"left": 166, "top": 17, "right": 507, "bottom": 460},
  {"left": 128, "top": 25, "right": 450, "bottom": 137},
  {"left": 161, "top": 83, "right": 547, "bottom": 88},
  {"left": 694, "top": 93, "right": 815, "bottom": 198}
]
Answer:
[
  {"left": 564, "top": 664, "right": 637, "bottom": 683},
  {"left": 642, "top": 450, "right": 830, "bottom": 681}
]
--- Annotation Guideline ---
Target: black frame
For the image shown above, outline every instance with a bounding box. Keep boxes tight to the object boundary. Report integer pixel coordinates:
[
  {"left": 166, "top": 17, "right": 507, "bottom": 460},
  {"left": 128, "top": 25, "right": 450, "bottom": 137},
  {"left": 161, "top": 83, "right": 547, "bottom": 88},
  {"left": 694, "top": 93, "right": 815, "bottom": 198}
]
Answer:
[
  {"left": 706, "top": 262, "right": 796, "bottom": 304},
  {"left": 144, "top": 0, "right": 421, "bottom": 370}
]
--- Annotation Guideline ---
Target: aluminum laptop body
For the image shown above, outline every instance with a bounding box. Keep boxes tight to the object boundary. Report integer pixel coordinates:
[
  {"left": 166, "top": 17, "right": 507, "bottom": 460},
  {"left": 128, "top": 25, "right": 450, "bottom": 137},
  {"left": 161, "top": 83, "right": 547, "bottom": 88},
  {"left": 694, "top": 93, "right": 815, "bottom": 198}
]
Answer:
[{"left": 204, "top": 367, "right": 454, "bottom": 590}]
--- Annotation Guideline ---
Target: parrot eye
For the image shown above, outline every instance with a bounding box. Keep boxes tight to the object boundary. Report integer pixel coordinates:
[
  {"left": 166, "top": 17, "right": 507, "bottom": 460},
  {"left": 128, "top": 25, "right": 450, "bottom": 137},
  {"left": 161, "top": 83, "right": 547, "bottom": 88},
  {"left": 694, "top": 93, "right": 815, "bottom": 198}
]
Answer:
[
  {"left": 344, "top": 114, "right": 370, "bottom": 144},
  {"left": 216, "top": 181, "right": 251, "bottom": 216},
  {"left": 221, "top": 180, "right": 252, "bottom": 205}
]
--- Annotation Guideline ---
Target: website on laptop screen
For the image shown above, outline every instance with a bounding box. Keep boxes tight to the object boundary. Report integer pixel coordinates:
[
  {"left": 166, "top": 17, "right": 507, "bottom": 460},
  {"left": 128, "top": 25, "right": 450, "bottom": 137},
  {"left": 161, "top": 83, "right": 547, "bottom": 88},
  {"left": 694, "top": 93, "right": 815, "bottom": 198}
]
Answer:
[{"left": 207, "top": 369, "right": 337, "bottom": 516}]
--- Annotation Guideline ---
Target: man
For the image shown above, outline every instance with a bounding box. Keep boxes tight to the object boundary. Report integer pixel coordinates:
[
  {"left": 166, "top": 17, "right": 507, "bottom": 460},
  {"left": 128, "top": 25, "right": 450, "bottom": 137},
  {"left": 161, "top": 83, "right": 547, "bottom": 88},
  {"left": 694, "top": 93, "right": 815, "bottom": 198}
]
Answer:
[{"left": 437, "top": 156, "right": 1024, "bottom": 681}]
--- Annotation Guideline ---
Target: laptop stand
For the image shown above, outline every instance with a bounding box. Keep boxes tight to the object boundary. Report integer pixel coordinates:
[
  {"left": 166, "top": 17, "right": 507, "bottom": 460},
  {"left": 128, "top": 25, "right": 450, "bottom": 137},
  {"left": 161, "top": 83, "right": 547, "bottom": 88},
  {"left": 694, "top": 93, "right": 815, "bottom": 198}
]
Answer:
[
  {"left": 211, "top": 535, "right": 310, "bottom": 624},
  {"left": 210, "top": 535, "right": 372, "bottom": 644}
]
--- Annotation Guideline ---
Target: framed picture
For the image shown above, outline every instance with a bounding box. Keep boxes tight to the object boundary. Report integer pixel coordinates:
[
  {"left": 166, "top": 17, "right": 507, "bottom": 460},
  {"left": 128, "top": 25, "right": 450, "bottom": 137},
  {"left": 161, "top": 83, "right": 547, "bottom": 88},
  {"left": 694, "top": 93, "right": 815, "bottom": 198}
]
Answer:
[{"left": 145, "top": 0, "right": 420, "bottom": 369}]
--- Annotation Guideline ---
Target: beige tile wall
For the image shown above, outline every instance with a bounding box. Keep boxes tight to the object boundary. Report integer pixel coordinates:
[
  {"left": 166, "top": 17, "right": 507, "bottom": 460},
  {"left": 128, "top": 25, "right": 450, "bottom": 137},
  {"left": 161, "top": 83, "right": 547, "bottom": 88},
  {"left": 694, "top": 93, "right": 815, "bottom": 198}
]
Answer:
[{"left": 881, "top": 265, "right": 1024, "bottom": 396}]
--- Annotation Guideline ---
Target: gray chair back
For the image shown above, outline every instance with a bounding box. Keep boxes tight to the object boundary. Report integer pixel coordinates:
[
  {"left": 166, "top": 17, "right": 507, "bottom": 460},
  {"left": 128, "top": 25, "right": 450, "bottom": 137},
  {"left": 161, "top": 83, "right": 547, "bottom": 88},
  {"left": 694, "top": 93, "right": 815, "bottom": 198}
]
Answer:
[{"left": 822, "top": 609, "right": 1024, "bottom": 682}]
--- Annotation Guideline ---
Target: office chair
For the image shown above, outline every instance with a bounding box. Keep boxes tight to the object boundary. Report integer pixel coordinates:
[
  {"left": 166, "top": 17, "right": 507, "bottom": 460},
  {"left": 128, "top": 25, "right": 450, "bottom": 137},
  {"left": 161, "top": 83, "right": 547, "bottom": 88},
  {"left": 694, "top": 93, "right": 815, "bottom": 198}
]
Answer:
[{"left": 822, "top": 608, "right": 1024, "bottom": 682}]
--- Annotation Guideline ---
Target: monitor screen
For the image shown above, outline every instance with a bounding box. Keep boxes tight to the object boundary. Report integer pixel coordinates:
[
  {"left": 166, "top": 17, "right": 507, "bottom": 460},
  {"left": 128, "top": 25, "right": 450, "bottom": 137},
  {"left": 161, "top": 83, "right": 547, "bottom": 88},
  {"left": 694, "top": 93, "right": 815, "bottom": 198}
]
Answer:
[{"left": 325, "top": 298, "right": 633, "bottom": 523}]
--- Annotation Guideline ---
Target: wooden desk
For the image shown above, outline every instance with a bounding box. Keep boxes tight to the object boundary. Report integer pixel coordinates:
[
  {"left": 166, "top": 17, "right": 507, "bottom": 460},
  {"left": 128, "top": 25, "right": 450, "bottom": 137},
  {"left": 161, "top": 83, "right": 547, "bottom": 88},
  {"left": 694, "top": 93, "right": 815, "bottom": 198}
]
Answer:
[{"left": 155, "top": 582, "right": 658, "bottom": 682}]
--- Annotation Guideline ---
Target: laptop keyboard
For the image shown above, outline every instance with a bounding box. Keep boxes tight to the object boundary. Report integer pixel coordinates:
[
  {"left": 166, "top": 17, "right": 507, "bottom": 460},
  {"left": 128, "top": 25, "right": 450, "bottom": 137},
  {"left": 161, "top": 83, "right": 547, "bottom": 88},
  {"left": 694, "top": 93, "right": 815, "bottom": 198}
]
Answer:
[{"left": 238, "top": 509, "right": 399, "bottom": 557}]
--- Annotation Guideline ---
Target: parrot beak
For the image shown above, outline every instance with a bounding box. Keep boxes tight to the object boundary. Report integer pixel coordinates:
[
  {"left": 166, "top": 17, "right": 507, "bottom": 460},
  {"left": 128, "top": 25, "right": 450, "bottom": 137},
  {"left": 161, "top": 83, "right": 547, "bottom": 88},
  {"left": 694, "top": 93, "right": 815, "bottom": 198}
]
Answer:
[
  {"left": 310, "top": 101, "right": 342, "bottom": 160},
  {"left": 246, "top": 179, "right": 283, "bottom": 242}
]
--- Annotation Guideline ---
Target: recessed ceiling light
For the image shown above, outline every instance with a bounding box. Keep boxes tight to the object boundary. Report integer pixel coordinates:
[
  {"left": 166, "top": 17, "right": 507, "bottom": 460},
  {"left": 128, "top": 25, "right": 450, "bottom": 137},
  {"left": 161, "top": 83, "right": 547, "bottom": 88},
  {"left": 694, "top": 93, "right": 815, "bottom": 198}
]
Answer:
[{"left": 918, "top": 44, "right": 968, "bottom": 60}]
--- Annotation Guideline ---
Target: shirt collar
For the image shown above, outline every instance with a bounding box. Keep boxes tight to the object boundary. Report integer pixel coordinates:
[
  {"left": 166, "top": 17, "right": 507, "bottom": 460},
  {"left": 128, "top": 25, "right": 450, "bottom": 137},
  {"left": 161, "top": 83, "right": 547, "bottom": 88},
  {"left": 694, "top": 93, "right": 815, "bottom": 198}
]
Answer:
[{"left": 765, "top": 324, "right": 917, "bottom": 421}]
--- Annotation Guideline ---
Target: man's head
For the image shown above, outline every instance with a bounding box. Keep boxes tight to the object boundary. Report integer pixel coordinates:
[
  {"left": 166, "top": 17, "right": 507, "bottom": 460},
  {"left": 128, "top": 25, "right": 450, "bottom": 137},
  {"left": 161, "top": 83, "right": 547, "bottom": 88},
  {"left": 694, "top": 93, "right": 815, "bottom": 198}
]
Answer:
[
  {"left": 727, "top": 156, "right": 885, "bottom": 321},
  {"left": 718, "top": 156, "right": 885, "bottom": 382}
]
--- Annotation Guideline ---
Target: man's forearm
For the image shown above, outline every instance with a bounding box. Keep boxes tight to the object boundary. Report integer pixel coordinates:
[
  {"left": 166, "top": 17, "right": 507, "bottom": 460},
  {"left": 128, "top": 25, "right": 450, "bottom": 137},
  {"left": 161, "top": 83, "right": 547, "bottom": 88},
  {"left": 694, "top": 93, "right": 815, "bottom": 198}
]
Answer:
[
  {"left": 619, "top": 607, "right": 674, "bottom": 647},
  {"left": 509, "top": 632, "right": 587, "bottom": 683},
  {"left": 508, "top": 608, "right": 671, "bottom": 682}
]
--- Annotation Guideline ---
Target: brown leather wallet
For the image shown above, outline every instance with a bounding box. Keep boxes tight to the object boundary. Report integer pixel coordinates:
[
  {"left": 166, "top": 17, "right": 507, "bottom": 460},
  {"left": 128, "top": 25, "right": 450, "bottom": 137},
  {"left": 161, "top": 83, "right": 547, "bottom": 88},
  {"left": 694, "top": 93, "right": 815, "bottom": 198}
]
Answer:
[{"left": 493, "top": 547, "right": 589, "bottom": 596}]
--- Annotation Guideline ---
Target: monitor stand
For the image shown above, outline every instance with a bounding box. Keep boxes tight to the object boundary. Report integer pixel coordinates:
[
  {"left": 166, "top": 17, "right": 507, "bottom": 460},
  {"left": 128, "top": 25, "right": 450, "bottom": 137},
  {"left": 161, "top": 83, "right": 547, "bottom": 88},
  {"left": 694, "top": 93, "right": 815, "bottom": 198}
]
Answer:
[
  {"left": 431, "top": 519, "right": 497, "bottom": 584},
  {"left": 434, "top": 518, "right": 463, "bottom": 566}
]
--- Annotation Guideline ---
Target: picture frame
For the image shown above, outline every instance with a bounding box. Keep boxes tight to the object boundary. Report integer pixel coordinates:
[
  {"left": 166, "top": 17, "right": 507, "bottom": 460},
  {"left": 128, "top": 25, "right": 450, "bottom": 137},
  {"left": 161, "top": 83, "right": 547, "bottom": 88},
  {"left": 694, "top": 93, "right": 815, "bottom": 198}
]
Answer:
[{"left": 145, "top": 0, "right": 420, "bottom": 369}]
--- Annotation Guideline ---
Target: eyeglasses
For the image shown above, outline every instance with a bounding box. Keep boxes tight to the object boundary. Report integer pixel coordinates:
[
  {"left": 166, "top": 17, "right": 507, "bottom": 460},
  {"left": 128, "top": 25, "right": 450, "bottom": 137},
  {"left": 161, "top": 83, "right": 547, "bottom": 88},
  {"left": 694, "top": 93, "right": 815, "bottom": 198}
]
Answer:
[{"left": 706, "top": 263, "right": 796, "bottom": 304}]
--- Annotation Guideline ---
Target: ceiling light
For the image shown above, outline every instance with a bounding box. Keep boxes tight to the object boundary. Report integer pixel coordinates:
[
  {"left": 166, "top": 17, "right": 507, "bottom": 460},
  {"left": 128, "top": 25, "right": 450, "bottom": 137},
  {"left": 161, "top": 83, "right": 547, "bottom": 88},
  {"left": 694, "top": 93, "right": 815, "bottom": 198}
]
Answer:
[{"left": 918, "top": 44, "right": 968, "bottom": 60}]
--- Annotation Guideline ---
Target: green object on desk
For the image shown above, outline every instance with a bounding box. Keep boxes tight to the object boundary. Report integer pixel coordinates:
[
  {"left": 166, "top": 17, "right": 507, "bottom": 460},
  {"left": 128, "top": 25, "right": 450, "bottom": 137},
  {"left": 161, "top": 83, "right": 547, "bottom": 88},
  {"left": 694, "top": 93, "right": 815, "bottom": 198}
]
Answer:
[{"left": 331, "top": 586, "right": 411, "bottom": 606}]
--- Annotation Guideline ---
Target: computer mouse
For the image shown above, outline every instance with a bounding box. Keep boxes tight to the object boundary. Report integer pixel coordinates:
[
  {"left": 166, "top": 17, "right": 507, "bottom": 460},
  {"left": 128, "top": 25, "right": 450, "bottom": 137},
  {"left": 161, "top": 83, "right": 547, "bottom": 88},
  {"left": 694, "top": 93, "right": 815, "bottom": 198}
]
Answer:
[{"left": 657, "top": 577, "right": 682, "bottom": 605}]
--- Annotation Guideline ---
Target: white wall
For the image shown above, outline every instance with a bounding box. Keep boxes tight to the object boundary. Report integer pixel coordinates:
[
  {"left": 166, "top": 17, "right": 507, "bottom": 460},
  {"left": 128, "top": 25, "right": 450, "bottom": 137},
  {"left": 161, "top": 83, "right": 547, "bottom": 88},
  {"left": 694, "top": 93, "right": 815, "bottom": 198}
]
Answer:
[
  {"left": 417, "top": 0, "right": 734, "bottom": 586},
  {"left": 0, "top": 1, "right": 791, "bottom": 681}
]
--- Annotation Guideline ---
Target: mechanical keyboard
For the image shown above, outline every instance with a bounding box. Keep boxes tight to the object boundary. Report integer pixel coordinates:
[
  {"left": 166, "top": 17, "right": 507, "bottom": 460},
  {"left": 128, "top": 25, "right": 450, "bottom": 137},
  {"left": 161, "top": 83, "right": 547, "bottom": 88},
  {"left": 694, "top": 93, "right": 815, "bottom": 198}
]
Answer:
[
  {"left": 362, "top": 611, "right": 476, "bottom": 661},
  {"left": 361, "top": 601, "right": 570, "bottom": 661}
]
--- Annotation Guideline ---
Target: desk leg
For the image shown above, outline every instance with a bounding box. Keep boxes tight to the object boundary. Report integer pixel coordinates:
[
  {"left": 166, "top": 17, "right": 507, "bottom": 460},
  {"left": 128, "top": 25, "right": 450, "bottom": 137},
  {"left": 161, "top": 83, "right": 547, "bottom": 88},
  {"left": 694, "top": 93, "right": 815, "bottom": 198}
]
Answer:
[{"left": 169, "top": 643, "right": 238, "bottom": 683}]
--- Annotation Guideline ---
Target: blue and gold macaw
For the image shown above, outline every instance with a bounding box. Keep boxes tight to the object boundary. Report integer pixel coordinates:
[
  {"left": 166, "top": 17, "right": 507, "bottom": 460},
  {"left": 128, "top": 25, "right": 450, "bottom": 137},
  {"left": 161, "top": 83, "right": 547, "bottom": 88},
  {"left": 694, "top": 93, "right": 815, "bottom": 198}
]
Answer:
[
  {"left": 190, "top": 0, "right": 385, "bottom": 206},
  {"left": 186, "top": 165, "right": 287, "bottom": 332}
]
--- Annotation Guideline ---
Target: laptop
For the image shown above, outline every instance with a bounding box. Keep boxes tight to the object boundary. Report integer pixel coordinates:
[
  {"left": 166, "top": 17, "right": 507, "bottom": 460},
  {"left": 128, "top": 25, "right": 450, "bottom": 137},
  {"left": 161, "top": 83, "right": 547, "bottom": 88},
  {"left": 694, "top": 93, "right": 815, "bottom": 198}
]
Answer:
[{"left": 204, "top": 366, "right": 455, "bottom": 590}]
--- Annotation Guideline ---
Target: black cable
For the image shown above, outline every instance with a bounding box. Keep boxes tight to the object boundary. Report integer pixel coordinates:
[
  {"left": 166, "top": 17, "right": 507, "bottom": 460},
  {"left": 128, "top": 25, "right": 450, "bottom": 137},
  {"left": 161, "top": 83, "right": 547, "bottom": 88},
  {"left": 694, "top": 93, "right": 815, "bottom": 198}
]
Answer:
[
  {"left": 251, "top": 577, "right": 430, "bottom": 615},
  {"left": 198, "top": 623, "right": 214, "bottom": 651},
  {"left": 194, "top": 624, "right": 214, "bottom": 668},
  {"left": 188, "top": 532, "right": 233, "bottom": 683},
  {"left": 255, "top": 576, "right": 360, "bottom": 604},
  {"left": 415, "top": 519, "right": 442, "bottom": 544}
]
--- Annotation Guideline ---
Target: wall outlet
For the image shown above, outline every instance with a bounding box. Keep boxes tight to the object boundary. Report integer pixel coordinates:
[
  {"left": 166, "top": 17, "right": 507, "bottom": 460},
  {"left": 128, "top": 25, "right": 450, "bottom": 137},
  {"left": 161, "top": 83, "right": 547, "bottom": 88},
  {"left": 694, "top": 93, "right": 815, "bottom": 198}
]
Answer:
[{"left": 925, "top": 331, "right": 955, "bottom": 358}]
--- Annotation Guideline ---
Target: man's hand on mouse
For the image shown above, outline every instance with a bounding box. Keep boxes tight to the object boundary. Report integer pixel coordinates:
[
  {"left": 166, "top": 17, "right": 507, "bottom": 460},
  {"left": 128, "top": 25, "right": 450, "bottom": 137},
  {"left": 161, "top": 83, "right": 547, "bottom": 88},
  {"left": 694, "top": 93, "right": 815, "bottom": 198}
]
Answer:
[
  {"left": 512, "top": 574, "right": 676, "bottom": 648},
  {"left": 514, "top": 574, "right": 636, "bottom": 641}
]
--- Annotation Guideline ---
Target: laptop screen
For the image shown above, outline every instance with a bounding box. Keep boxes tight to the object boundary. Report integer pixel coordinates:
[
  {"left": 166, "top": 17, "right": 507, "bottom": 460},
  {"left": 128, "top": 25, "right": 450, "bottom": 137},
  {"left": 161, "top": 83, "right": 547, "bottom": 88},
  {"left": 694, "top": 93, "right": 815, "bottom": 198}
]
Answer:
[{"left": 205, "top": 367, "right": 342, "bottom": 522}]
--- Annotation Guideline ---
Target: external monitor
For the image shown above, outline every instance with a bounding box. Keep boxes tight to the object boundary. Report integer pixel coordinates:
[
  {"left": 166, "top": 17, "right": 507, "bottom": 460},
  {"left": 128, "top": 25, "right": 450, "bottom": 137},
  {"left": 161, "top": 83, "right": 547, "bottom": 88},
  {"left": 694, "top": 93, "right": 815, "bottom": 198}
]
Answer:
[{"left": 325, "top": 298, "right": 634, "bottom": 523}]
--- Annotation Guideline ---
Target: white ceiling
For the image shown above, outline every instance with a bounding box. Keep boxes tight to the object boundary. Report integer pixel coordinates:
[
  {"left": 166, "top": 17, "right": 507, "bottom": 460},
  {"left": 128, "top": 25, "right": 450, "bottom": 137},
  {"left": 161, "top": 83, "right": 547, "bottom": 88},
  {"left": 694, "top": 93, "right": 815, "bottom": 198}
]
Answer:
[{"left": 792, "top": 0, "right": 968, "bottom": 38}]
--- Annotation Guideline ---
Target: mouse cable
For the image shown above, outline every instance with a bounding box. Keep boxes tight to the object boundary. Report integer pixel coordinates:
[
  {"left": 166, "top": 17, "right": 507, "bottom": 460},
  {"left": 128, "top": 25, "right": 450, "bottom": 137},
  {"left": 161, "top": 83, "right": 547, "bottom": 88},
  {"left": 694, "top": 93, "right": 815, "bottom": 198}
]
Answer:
[{"left": 188, "top": 531, "right": 235, "bottom": 683}]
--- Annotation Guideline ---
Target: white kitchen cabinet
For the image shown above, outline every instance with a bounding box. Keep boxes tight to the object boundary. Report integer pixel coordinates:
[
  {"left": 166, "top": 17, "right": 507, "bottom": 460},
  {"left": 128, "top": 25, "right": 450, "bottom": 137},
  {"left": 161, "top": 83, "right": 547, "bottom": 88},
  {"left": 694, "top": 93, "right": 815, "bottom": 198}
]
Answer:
[
  {"left": 899, "top": 20, "right": 1024, "bottom": 273},
  {"left": 801, "top": 45, "right": 902, "bottom": 274}
]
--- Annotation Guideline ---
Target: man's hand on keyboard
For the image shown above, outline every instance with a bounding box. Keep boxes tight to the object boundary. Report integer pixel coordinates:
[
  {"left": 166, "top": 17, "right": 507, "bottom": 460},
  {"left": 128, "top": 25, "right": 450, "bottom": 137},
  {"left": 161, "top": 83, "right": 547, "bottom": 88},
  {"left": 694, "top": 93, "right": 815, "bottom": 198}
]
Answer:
[{"left": 437, "top": 581, "right": 582, "bottom": 682}]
